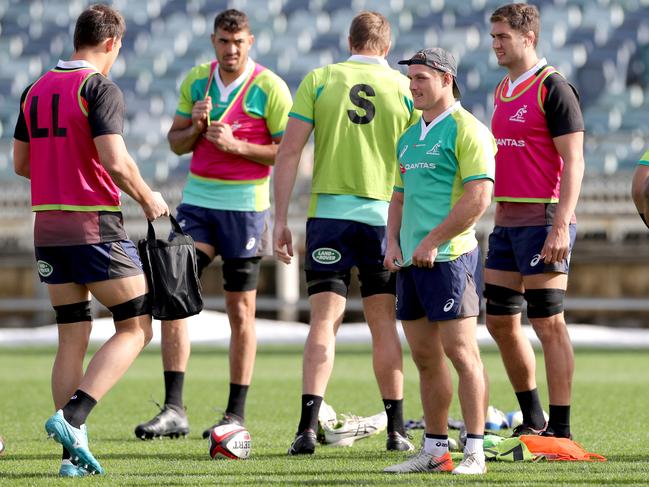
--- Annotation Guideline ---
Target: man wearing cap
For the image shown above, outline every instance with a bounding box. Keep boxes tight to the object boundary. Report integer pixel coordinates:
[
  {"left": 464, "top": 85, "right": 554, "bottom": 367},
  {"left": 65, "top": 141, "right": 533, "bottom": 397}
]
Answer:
[{"left": 383, "top": 48, "right": 496, "bottom": 476}]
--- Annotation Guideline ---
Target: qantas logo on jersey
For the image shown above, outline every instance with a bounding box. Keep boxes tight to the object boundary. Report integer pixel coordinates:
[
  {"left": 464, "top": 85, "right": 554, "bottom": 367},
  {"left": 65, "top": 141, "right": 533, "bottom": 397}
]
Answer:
[
  {"left": 426, "top": 141, "right": 442, "bottom": 156},
  {"left": 496, "top": 138, "right": 526, "bottom": 147},
  {"left": 509, "top": 105, "right": 528, "bottom": 123},
  {"left": 402, "top": 162, "right": 437, "bottom": 171}
]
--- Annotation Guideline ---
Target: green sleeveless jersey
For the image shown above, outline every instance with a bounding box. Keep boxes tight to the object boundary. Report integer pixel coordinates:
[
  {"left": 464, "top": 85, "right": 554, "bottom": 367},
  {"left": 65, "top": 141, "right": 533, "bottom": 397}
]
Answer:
[{"left": 290, "top": 57, "right": 419, "bottom": 207}]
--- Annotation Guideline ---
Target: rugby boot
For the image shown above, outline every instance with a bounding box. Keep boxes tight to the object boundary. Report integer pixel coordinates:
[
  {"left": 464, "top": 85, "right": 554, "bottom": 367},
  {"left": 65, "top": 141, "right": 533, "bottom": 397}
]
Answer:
[
  {"left": 202, "top": 412, "right": 244, "bottom": 439},
  {"left": 134, "top": 404, "right": 189, "bottom": 440},
  {"left": 287, "top": 429, "right": 317, "bottom": 455},
  {"left": 45, "top": 410, "right": 103, "bottom": 475}
]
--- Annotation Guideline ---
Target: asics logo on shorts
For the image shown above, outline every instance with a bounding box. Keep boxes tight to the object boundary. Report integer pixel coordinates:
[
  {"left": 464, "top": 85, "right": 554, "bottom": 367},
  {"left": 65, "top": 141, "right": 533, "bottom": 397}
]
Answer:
[
  {"left": 530, "top": 254, "right": 541, "bottom": 267},
  {"left": 443, "top": 299, "right": 455, "bottom": 312},
  {"left": 37, "top": 260, "right": 54, "bottom": 277},
  {"left": 245, "top": 237, "right": 256, "bottom": 250}
]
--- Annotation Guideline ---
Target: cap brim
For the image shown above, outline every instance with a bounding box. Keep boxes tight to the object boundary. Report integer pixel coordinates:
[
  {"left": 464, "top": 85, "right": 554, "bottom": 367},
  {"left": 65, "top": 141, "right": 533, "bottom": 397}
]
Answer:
[{"left": 453, "top": 79, "right": 461, "bottom": 99}]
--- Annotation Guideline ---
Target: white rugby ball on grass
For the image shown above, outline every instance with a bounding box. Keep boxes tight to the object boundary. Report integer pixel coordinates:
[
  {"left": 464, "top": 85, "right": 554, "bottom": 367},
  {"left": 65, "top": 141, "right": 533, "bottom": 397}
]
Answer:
[{"left": 209, "top": 424, "right": 251, "bottom": 460}]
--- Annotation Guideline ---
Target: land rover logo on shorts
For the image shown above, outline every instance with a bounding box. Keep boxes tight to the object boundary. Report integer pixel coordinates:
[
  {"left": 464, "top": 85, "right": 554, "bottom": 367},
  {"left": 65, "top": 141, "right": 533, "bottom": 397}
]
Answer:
[
  {"left": 37, "top": 260, "right": 53, "bottom": 277},
  {"left": 312, "top": 248, "right": 341, "bottom": 264},
  {"left": 530, "top": 254, "right": 541, "bottom": 267},
  {"left": 246, "top": 237, "right": 256, "bottom": 250},
  {"left": 443, "top": 299, "right": 455, "bottom": 312}
]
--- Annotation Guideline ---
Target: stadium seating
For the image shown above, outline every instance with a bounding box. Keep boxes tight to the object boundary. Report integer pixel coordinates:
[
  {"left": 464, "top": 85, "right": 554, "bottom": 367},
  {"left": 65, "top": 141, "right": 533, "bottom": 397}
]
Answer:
[{"left": 1, "top": 0, "right": 648, "bottom": 195}]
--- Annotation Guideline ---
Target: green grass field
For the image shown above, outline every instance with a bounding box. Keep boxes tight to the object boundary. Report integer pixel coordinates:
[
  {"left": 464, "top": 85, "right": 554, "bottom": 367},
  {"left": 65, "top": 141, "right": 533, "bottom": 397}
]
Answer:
[{"left": 1, "top": 345, "right": 648, "bottom": 485}]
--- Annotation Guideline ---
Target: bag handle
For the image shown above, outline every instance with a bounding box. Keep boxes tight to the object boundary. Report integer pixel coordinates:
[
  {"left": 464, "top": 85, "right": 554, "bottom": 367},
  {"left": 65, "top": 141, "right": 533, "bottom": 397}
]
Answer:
[{"left": 147, "top": 215, "right": 185, "bottom": 241}]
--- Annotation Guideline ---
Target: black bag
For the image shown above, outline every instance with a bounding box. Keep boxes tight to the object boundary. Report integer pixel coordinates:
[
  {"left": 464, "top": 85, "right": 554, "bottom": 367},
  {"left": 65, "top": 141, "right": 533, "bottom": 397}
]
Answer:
[{"left": 138, "top": 216, "right": 203, "bottom": 320}]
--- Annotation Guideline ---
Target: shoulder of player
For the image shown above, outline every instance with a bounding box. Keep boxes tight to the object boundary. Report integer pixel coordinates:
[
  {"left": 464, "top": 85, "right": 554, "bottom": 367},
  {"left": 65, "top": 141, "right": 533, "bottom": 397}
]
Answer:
[
  {"left": 251, "top": 65, "right": 290, "bottom": 91},
  {"left": 182, "top": 62, "right": 213, "bottom": 83},
  {"left": 540, "top": 69, "right": 580, "bottom": 103},
  {"left": 84, "top": 73, "right": 123, "bottom": 100},
  {"left": 453, "top": 107, "right": 491, "bottom": 138},
  {"left": 400, "top": 119, "right": 421, "bottom": 140},
  {"left": 540, "top": 68, "right": 579, "bottom": 93}
]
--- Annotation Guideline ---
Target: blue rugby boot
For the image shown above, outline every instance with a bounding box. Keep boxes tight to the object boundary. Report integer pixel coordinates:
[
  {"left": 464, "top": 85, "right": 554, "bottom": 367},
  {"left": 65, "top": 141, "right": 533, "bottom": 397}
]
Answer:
[
  {"left": 45, "top": 410, "right": 104, "bottom": 475},
  {"left": 58, "top": 459, "right": 90, "bottom": 477}
]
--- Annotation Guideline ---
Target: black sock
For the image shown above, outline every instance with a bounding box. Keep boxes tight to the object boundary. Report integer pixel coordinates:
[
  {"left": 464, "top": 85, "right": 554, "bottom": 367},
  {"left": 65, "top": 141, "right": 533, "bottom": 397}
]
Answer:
[
  {"left": 62, "top": 447, "right": 71, "bottom": 461},
  {"left": 297, "top": 394, "right": 322, "bottom": 433},
  {"left": 548, "top": 404, "right": 571, "bottom": 437},
  {"left": 62, "top": 389, "right": 97, "bottom": 428},
  {"left": 383, "top": 398, "right": 405, "bottom": 435},
  {"left": 515, "top": 389, "right": 546, "bottom": 429},
  {"left": 163, "top": 371, "right": 185, "bottom": 410},
  {"left": 225, "top": 383, "right": 249, "bottom": 421}
]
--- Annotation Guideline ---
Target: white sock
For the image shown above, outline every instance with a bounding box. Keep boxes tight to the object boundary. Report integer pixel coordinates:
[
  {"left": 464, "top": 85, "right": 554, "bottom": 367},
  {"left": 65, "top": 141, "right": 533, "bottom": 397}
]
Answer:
[
  {"left": 465, "top": 435, "right": 484, "bottom": 456},
  {"left": 424, "top": 435, "right": 449, "bottom": 457}
]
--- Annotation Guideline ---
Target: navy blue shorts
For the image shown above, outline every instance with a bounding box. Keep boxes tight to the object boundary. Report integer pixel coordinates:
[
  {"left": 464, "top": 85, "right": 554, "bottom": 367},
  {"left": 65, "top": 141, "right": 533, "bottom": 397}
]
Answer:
[
  {"left": 35, "top": 240, "right": 143, "bottom": 285},
  {"left": 485, "top": 225, "right": 576, "bottom": 275},
  {"left": 174, "top": 204, "right": 271, "bottom": 259},
  {"left": 396, "top": 247, "right": 481, "bottom": 322},
  {"left": 305, "top": 218, "right": 394, "bottom": 297}
]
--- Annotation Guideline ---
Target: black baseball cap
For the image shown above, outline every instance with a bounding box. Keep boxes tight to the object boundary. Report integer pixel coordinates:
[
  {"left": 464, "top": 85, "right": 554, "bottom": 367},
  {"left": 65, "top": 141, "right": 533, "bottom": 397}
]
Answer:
[{"left": 398, "top": 48, "right": 461, "bottom": 99}]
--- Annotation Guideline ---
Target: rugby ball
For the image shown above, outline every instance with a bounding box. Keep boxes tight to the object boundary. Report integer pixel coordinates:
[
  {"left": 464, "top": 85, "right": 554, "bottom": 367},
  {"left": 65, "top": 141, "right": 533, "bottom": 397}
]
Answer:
[
  {"left": 506, "top": 410, "right": 549, "bottom": 429},
  {"left": 208, "top": 424, "right": 251, "bottom": 459}
]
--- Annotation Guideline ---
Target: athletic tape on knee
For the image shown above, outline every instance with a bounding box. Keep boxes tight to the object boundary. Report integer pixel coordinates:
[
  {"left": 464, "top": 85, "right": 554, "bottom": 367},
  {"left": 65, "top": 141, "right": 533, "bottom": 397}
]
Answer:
[
  {"left": 223, "top": 258, "right": 261, "bottom": 292},
  {"left": 358, "top": 268, "right": 395, "bottom": 297},
  {"left": 196, "top": 248, "right": 212, "bottom": 279},
  {"left": 54, "top": 300, "right": 92, "bottom": 324},
  {"left": 524, "top": 288, "right": 565, "bottom": 318},
  {"left": 109, "top": 294, "right": 151, "bottom": 322},
  {"left": 484, "top": 284, "right": 524, "bottom": 316},
  {"left": 305, "top": 270, "right": 350, "bottom": 298}
]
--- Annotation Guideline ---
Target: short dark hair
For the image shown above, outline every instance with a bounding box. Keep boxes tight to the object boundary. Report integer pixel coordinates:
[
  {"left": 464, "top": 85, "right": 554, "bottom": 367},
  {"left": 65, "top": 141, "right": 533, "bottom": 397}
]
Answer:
[
  {"left": 213, "top": 9, "right": 250, "bottom": 33},
  {"left": 349, "top": 11, "right": 391, "bottom": 54},
  {"left": 490, "top": 3, "right": 540, "bottom": 47},
  {"left": 73, "top": 4, "right": 126, "bottom": 51}
]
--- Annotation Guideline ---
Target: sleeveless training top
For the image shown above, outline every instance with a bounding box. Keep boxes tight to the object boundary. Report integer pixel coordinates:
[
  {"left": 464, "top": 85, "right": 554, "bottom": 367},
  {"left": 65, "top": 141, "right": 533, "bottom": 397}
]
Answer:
[
  {"left": 189, "top": 62, "right": 273, "bottom": 182},
  {"left": 23, "top": 67, "right": 121, "bottom": 212},
  {"left": 491, "top": 66, "right": 563, "bottom": 203}
]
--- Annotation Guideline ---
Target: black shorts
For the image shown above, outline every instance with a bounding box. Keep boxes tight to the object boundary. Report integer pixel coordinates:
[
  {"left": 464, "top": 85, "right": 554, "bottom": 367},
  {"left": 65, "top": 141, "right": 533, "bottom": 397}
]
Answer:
[
  {"left": 304, "top": 218, "right": 394, "bottom": 297},
  {"left": 35, "top": 240, "right": 143, "bottom": 284}
]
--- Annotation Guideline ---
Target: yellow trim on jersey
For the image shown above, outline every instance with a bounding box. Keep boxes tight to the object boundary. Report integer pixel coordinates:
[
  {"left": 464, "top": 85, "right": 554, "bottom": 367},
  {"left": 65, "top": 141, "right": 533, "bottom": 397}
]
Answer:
[
  {"left": 497, "top": 66, "right": 555, "bottom": 103},
  {"left": 215, "top": 67, "right": 256, "bottom": 123},
  {"left": 33, "top": 204, "right": 121, "bottom": 212},
  {"left": 77, "top": 71, "right": 100, "bottom": 117},
  {"left": 494, "top": 196, "right": 559, "bottom": 203},
  {"left": 537, "top": 68, "right": 559, "bottom": 115},
  {"left": 188, "top": 171, "right": 269, "bottom": 186}
]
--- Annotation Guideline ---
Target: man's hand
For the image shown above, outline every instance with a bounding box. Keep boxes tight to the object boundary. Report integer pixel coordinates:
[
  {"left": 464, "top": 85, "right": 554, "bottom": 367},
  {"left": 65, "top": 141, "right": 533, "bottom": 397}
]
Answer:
[
  {"left": 384, "top": 243, "right": 404, "bottom": 272},
  {"left": 143, "top": 191, "right": 170, "bottom": 221},
  {"left": 273, "top": 222, "right": 293, "bottom": 265},
  {"left": 541, "top": 223, "right": 570, "bottom": 264},
  {"left": 191, "top": 97, "right": 212, "bottom": 134},
  {"left": 205, "top": 121, "right": 241, "bottom": 153},
  {"left": 412, "top": 236, "right": 438, "bottom": 268}
]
